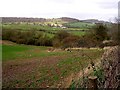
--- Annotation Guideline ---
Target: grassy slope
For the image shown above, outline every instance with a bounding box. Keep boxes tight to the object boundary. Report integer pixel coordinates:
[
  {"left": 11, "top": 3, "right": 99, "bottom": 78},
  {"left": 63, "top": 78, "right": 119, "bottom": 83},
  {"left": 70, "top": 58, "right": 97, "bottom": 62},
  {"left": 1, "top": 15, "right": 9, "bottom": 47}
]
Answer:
[
  {"left": 2, "top": 23, "right": 89, "bottom": 31},
  {"left": 63, "top": 22, "right": 94, "bottom": 29},
  {"left": 2, "top": 23, "right": 90, "bottom": 37},
  {"left": 2, "top": 44, "right": 68, "bottom": 61},
  {"left": 2, "top": 42, "right": 104, "bottom": 88},
  {"left": 2, "top": 24, "right": 61, "bottom": 31}
]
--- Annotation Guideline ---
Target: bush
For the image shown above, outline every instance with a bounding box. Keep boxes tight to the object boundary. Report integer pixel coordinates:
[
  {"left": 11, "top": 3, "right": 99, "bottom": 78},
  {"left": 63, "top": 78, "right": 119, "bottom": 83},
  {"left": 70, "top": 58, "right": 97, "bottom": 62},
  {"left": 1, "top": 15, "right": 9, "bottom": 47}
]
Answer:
[
  {"left": 37, "top": 35, "right": 52, "bottom": 46},
  {"left": 53, "top": 31, "right": 80, "bottom": 48},
  {"left": 77, "top": 36, "right": 88, "bottom": 47},
  {"left": 109, "top": 23, "right": 119, "bottom": 45},
  {"left": 62, "top": 35, "right": 79, "bottom": 48},
  {"left": 52, "top": 39, "right": 61, "bottom": 48},
  {"left": 53, "top": 30, "right": 70, "bottom": 48},
  {"left": 92, "top": 24, "right": 109, "bottom": 41},
  {"left": 2, "top": 30, "right": 15, "bottom": 40},
  {"left": 77, "top": 24, "right": 109, "bottom": 48},
  {"left": 2, "top": 30, "right": 52, "bottom": 46},
  {"left": 77, "top": 35, "right": 100, "bottom": 48},
  {"left": 54, "top": 30, "right": 70, "bottom": 41}
]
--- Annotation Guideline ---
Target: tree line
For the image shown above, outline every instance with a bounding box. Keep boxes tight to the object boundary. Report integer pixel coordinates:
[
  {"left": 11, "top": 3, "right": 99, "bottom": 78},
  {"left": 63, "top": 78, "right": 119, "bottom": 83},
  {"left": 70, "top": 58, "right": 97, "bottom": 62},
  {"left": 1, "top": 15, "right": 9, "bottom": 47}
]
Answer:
[{"left": 2, "top": 23, "right": 118, "bottom": 48}]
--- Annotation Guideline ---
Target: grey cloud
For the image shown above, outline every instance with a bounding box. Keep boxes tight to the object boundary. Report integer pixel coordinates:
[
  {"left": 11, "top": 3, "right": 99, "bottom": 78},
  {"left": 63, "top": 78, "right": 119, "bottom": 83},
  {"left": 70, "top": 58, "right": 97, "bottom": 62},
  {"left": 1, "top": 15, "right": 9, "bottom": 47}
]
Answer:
[
  {"left": 97, "top": 1, "right": 118, "bottom": 9},
  {"left": 65, "top": 12, "right": 117, "bottom": 21},
  {"left": 49, "top": 0, "right": 73, "bottom": 4}
]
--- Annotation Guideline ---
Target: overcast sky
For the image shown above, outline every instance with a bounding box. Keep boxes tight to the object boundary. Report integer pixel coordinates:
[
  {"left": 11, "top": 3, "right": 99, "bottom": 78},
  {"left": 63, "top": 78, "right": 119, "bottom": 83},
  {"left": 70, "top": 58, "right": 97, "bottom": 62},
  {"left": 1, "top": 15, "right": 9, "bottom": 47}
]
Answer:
[{"left": 0, "top": 0, "right": 119, "bottom": 21}]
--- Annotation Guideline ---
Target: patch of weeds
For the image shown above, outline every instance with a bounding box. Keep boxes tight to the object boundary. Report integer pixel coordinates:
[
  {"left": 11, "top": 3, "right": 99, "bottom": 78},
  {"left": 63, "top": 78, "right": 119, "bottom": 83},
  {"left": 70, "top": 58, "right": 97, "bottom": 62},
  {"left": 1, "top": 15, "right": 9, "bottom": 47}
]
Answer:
[
  {"left": 28, "top": 81, "right": 37, "bottom": 88},
  {"left": 61, "top": 70, "right": 67, "bottom": 77},
  {"left": 93, "top": 67, "right": 105, "bottom": 88},
  {"left": 69, "top": 81, "right": 76, "bottom": 88},
  {"left": 53, "top": 75, "right": 59, "bottom": 81},
  {"left": 36, "top": 76, "right": 46, "bottom": 83},
  {"left": 94, "top": 67, "right": 104, "bottom": 81},
  {"left": 70, "top": 76, "right": 88, "bottom": 88}
]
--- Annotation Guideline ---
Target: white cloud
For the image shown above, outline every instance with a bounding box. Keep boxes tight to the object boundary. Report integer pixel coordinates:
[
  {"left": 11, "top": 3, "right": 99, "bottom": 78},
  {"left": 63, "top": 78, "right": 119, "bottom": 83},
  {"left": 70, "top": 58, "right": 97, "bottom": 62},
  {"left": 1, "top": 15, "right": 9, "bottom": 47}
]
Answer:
[{"left": 0, "top": 0, "right": 119, "bottom": 21}]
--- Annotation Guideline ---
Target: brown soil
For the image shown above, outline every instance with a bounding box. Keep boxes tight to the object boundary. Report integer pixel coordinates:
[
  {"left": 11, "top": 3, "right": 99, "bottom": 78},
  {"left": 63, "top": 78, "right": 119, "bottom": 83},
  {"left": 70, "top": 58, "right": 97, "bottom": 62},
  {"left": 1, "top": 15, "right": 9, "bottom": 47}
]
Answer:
[
  {"left": 2, "top": 40, "right": 16, "bottom": 45},
  {"left": 2, "top": 55, "right": 69, "bottom": 88},
  {"left": 2, "top": 40, "right": 103, "bottom": 88}
]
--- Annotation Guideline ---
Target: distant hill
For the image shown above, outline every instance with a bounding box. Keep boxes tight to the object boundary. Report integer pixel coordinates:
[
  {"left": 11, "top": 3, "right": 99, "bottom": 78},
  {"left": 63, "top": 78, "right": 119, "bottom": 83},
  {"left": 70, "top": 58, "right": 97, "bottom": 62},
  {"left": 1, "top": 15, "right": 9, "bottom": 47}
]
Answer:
[
  {"left": 2, "top": 17, "right": 110, "bottom": 24},
  {"left": 80, "top": 19, "right": 110, "bottom": 24},
  {"left": 2, "top": 17, "right": 46, "bottom": 23},
  {"left": 63, "top": 21, "right": 94, "bottom": 29},
  {"left": 59, "top": 17, "right": 80, "bottom": 22},
  {"left": 2, "top": 17, "right": 80, "bottom": 23}
]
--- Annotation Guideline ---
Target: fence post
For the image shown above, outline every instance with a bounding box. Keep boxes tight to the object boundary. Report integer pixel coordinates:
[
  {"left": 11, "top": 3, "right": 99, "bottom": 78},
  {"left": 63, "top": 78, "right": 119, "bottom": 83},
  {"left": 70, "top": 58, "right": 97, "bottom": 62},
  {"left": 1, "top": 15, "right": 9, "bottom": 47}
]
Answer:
[{"left": 88, "top": 76, "right": 98, "bottom": 89}]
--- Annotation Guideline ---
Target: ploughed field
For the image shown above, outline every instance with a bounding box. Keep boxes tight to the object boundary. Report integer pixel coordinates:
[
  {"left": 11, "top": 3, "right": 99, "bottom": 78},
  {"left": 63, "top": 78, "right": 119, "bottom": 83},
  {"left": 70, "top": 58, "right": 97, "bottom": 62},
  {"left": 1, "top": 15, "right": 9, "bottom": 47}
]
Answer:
[{"left": 2, "top": 40, "right": 104, "bottom": 88}]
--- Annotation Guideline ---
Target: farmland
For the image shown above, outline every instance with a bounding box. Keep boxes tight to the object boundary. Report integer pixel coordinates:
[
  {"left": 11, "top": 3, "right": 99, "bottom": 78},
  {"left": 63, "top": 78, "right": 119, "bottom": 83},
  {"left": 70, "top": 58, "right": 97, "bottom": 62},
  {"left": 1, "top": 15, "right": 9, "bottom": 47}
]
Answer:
[
  {"left": 2, "top": 17, "right": 116, "bottom": 88},
  {"left": 63, "top": 22, "right": 94, "bottom": 29},
  {"left": 2, "top": 40, "right": 104, "bottom": 88},
  {"left": 2, "top": 19, "right": 94, "bottom": 37}
]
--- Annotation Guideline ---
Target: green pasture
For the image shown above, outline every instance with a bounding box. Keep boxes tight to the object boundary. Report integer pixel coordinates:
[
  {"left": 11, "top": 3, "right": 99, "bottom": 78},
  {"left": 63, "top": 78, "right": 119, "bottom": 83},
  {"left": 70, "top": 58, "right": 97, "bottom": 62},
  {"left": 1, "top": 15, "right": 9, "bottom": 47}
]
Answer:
[
  {"left": 63, "top": 22, "right": 94, "bottom": 29},
  {"left": 2, "top": 42, "right": 104, "bottom": 88},
  {"left": 2, "top": 24, "right": 62, "bottom": 31},
  {"left": 2, "top": 23, "right": 91, "bottom": 31},
  {"left": 2, "top": 24, "right": 88, "bottom": 37},
  {"left": 70, "top": 31, "right": 86, "bottom": 36},
  {"left": 2, "top": 44, "right": 68, "bottom": 61}
]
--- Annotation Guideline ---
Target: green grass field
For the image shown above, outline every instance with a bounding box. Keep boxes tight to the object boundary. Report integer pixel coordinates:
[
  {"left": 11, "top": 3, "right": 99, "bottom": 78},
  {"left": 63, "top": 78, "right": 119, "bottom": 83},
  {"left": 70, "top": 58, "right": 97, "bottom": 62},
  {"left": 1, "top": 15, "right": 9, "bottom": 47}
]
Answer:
[
  {"left": 3, "top": 23, "right": 84, "bottom": 31},
  {"left": 2, "top": 41, "right": 104, "bottom": 88},
  {"left": 2, "top": 22, "right": 102, "bottom": 88},
  {"left": 70, "top": 31, "right": 86, "bottom": 36},
  {"left": 2, "top": 24, "right": 61, "bottom": 31},
  {"left": 63, "top": 22, "right": 94, "bottom": 29},
  {"left": 2, "top": 44, "right": 68, "bottom": 61},
  {"left": 2, "top": 23, "right": 91, "bottom": 37},
  {"left": 2, "top": 23, "right": 91, "bottom": 31}
]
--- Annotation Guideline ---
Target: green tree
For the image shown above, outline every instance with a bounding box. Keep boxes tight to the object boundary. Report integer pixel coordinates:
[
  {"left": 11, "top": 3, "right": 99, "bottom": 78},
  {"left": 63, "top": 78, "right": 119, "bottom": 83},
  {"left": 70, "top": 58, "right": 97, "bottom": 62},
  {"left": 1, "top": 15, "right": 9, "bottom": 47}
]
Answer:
[
  {"left": 54, "top": 30, "right": 70, "bottom": 41},
  {"left": 53, "top": 30, "right": 70, "bottom": 48},
  {"left": 93, "top": 24, "right": 109, "bottom": 41},
  {"left": 62, "top": 35, "right": 79, "bottom": 48}
]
